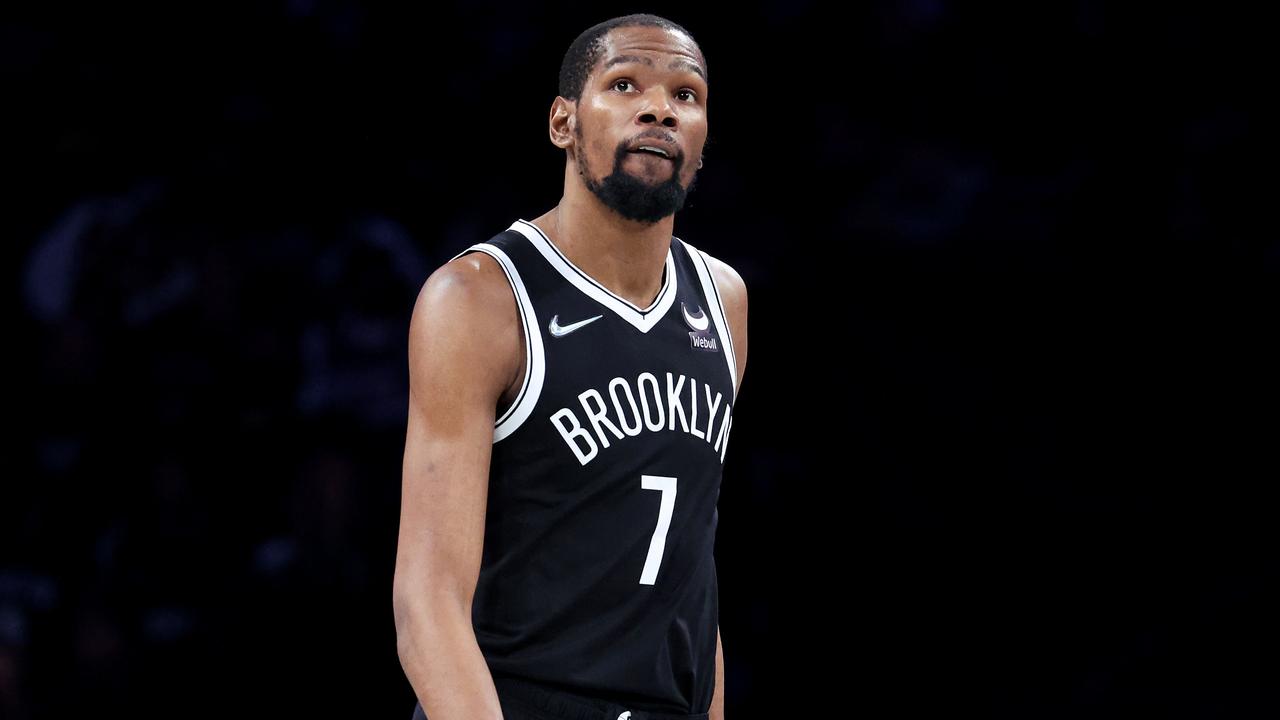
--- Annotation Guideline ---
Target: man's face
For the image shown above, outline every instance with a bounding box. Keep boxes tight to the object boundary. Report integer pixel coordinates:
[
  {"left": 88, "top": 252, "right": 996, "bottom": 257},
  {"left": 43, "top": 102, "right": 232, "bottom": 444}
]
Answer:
[{"left": 570, "top": 26, "right": 709, "bottom": 224}]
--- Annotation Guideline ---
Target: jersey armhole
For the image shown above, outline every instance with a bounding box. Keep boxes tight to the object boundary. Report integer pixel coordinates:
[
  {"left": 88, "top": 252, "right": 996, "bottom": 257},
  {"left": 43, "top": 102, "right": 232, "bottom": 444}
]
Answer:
[
  {"left": 676, "top": 238, "right": 739, "bottom": 405},
  {"left": 448, "top": 243, "right": 546, "bottom": 443}
]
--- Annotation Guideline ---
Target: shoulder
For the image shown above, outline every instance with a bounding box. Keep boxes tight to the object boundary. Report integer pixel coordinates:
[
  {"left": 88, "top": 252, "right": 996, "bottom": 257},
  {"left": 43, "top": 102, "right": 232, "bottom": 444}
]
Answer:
[
  {"left": 414, "top": 249, "right": 515, "bottom": 326},
  {"left": 408, "top": 249, "right": 522, "bottom": 393},
  {"left": 703, "top": 251, "right": 747, "bottom": 317}
]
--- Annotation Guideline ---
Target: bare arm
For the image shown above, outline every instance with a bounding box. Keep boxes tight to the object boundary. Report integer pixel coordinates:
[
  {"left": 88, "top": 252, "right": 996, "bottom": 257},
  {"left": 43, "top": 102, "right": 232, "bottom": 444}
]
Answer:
[
  {"left": 710, "top": 627, "right": 725, "bottom": 720},
  {"left": 393, "top": 253, "right": 522, "bottom": 720},
  {"left": 707, "top": 253, "right": 747, "bottom": 720}
]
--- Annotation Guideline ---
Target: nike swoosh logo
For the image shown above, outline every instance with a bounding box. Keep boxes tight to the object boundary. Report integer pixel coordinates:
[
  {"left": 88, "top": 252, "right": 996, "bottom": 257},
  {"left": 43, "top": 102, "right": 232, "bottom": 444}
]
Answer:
[{"left": 549, "top": 313, "right": 604, "bottom": 337}]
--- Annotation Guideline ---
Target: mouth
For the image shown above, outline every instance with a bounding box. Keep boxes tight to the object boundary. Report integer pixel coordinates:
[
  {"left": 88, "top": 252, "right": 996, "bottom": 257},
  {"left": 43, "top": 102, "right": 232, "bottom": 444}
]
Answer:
[
  {"left": 627, "top": 143, "right": 677, "bottom": 161},
  {"left": 628, "top": 150, "right": 675, "bottom": 168}
]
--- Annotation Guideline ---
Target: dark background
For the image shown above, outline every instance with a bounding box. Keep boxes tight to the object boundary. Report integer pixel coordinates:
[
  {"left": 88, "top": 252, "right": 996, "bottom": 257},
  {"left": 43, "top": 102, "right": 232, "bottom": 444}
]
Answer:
[{"left": 5, "top": 2, "right": 1275, "bottom": 718}]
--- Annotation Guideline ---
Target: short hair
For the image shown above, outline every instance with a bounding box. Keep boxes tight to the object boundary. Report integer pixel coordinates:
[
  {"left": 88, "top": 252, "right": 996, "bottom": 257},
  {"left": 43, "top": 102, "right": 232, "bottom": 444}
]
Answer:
[{"left": 558, "top": 13, "right": 706, "bottom": 103}]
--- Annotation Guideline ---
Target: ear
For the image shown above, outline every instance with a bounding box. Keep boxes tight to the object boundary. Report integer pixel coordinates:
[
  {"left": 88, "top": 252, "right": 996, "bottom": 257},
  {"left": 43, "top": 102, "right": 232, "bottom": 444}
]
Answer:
[{"left": 549, "top": 96, "right": 576, "bottom": 151}]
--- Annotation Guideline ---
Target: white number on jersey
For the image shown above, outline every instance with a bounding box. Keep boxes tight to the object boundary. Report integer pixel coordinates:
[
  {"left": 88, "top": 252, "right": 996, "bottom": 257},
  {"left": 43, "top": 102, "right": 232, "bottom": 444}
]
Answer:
[{"left": 639, "top": 474, "right": 677, "bottom": 585}]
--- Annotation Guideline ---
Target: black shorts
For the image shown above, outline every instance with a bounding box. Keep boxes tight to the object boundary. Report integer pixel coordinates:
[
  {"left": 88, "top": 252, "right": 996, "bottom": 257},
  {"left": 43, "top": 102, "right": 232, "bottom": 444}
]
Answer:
[{"left": 411, "top": 674, "right": 711, "bottom": 720}]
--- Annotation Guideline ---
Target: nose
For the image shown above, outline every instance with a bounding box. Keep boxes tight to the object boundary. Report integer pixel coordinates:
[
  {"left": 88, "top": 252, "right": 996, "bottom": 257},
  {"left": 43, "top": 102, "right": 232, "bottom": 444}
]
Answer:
[{"left": 636, "top": 87, "right": 679, "bottom": 129}]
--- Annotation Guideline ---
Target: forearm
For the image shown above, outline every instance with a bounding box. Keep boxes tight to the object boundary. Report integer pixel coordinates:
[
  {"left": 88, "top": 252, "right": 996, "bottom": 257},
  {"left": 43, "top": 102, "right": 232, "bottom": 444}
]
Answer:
[
  {"left": 395, "top": 595, "right": 504, "bottom": 720},
  {"left": 710, "top": 626, "right": 724, "bottom": 720}
]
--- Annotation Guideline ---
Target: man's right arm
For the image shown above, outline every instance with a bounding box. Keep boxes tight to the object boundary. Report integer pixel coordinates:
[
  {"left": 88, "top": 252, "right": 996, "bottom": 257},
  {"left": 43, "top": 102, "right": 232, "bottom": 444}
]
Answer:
[{"left": 393, "top": 252, "right": 521, "bottom": 720}]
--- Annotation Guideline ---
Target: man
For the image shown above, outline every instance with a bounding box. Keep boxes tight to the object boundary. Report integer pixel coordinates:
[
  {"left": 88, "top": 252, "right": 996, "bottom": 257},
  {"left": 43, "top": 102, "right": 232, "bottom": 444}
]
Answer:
[{"left": 394, "top": 13, "right": 746, "bottom": 720}]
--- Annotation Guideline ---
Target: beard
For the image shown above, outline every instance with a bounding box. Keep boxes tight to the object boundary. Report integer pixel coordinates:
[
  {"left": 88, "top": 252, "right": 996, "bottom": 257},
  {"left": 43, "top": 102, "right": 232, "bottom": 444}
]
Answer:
[{"left": 576, "top": 126, "right": 698, "bottom": 224}]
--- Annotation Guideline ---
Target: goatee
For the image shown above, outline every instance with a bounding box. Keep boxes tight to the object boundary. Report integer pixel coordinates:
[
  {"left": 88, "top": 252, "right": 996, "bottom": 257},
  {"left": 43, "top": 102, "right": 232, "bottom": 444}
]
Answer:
[{"left": 578, "top": 141, "right": 698, "bottom": 224}]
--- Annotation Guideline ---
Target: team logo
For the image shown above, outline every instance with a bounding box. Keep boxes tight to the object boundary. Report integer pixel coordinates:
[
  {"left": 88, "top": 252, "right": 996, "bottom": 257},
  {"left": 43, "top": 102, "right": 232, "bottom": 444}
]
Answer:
[
  {"left": 617, "top": 713, "right": 632, "bottom": 720},
  {"left": 681, "top": 302, "right": 710, "bottom": 331},
  {"left": 549, "top": 313, "right": 604, "bottom": 337},
  {"left": 682, "top": 301, "right": 719, "bottom": 353}
]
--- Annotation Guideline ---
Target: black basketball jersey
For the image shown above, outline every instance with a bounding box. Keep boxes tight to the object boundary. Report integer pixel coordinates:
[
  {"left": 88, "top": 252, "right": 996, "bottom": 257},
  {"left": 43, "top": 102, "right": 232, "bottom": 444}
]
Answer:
[{"left": 447, "top": 218, "right": 738, "bottom": 714}]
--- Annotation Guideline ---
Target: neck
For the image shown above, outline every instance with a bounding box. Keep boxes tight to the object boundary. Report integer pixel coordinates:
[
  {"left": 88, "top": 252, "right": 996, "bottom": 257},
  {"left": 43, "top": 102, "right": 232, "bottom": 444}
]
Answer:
[{"left": 530, "top": 177, "right": 673, "bottom": 309}]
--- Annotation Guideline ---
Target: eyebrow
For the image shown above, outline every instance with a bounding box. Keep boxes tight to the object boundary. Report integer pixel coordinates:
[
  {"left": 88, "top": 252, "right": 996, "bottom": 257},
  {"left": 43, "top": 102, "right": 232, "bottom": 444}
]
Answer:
[{"left": 602, "top": 54, "right": 707, "bottom": 84}]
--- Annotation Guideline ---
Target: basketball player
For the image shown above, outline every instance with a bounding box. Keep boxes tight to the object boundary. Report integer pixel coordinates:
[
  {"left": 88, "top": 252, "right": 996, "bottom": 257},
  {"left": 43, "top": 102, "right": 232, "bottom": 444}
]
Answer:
[{"left": 394, "top": 13, "right": 745, "bottom": 720}]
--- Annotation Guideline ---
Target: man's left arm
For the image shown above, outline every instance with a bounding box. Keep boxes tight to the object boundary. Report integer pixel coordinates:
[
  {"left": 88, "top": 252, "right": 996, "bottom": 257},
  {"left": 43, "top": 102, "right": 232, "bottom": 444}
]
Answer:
[
  {"left": 710, "top": 626, "right": 724, "bottom": 720},
  {"left": 707, "top": 253, "right": 747, "bottom": 720}
]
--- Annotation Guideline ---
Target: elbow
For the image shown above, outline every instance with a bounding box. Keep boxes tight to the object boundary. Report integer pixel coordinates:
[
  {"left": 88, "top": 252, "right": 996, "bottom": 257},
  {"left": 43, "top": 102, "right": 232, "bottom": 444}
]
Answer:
[
  {"left": 392, "top": 574, "right": 472, "bottom": 656},
  {"left": 392, "top": 586, "right": 411, "bottom": 657},
  {"left": 392, "top": 571, "right": 422, "bottom": 655}
]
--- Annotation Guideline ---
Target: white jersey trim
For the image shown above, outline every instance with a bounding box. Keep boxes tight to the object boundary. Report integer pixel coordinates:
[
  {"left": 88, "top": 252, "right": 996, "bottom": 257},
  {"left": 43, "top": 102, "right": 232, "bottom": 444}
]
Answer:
[
  {"left": 509, "top": 219, "right": 677, "bottom": 334},
  {"left": 676, "top": 237, "right": 738, "bottom": 404},
  {"left": 448, "top": 242, "right": 545, "bottom": 443}
]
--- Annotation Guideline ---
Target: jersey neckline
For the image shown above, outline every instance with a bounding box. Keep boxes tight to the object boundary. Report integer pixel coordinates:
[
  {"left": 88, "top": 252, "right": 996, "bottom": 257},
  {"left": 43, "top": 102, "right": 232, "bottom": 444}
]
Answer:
[{"left": 510, "top": 218, "right": 677, "bottom": 334}]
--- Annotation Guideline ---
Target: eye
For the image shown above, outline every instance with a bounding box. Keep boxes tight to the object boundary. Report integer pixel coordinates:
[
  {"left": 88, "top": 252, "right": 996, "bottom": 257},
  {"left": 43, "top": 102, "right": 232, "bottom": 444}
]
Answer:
[{"left": 612, "top": 79, "right": 699, "bottom": 103}]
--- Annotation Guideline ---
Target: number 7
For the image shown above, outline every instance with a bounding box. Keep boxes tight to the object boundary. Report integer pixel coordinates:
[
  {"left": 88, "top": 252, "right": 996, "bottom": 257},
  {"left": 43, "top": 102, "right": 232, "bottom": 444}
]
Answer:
[{"left": 639, "top": 474, "right": 677, "bottom": 585}]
